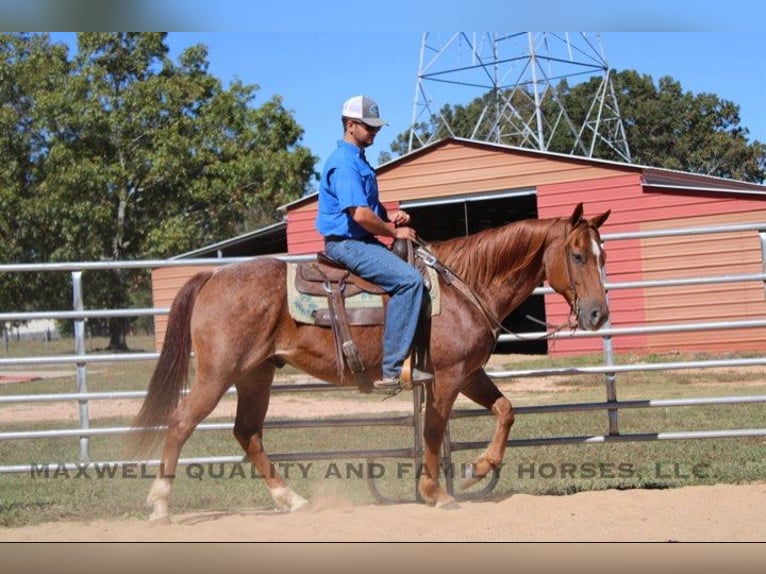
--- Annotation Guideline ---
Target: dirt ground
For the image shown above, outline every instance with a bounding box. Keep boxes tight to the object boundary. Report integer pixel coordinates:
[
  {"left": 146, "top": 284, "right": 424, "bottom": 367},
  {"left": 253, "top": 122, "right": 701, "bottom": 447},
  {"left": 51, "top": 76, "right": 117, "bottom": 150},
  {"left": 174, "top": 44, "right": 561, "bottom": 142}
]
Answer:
[
  {"left": 1, "top": 483, "right": 765, "bottom": 542},
  {"left": 2, "top": 359, "right": 766, "bottom": 542}
]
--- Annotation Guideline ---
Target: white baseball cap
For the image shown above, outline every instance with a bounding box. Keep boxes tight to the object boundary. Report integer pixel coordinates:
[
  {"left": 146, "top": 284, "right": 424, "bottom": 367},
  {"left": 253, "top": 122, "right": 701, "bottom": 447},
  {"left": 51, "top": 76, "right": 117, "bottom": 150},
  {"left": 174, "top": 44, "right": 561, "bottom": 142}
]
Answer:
[{"left": 341, "top": 95, "right": 387, "bottom": 127}]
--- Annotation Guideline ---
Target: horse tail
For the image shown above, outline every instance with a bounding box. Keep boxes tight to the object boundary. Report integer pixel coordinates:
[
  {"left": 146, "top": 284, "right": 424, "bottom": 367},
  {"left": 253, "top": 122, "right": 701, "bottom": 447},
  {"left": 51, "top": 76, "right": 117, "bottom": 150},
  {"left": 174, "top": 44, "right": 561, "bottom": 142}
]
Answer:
[{"left": 128, "top": 270, "right": 214, "bottom": 457}]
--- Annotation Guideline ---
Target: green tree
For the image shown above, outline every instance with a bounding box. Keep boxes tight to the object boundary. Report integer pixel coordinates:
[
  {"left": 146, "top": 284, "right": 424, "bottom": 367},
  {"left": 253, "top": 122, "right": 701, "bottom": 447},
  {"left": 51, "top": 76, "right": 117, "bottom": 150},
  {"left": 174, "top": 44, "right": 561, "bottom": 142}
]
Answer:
[
  {"left": 0, "top": 32, "right": 317, "bottom": 349},
  {"left": 606, "top": 70, "right": 765, "bottom": 181},
  {"left": 0, "top": 33, "right": 72, "bottom": 316}
]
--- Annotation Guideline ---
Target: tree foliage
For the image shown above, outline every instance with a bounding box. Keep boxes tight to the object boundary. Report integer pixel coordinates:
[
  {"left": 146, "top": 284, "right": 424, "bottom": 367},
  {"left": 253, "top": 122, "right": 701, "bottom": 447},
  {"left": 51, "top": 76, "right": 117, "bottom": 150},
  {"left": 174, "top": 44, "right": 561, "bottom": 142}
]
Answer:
[
  {"left": 0, "top": 33, "right": 317, "bottom": 348},
  {"left": 392, "top": 69, "right": 766, "bottom": 183}
]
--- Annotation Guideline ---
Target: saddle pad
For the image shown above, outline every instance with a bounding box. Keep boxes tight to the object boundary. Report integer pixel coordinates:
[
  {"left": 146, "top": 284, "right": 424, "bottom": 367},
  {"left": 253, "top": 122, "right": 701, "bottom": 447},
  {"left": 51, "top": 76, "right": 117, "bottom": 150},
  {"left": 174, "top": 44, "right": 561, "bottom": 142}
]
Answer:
[{"left": 286, "top": 263, "right": 441, "bottom": 325}]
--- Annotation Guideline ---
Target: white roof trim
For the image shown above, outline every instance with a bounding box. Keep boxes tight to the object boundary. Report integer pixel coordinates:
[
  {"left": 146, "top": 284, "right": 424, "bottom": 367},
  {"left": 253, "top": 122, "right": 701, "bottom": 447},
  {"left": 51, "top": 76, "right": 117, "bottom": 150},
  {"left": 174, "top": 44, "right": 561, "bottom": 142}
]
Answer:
[
  {"left": 643, "top": 182, "right": 766, "bottom": 197},
  {"left": 400, "top": 188, "right": 536, "bottom": 209}
]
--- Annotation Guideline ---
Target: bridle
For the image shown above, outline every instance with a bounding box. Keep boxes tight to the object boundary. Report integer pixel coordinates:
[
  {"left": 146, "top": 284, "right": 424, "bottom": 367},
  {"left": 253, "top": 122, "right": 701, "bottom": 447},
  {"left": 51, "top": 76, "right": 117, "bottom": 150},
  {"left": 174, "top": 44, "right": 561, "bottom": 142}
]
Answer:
[
  {"left": 562, "top": 222, "right": 581, "bottom": 323},
  {"left": 521, "top": 225, "right": 583, "bottom": 339},
  {"left": 559, "top": 221, "right": 607, "bottom": 330}
]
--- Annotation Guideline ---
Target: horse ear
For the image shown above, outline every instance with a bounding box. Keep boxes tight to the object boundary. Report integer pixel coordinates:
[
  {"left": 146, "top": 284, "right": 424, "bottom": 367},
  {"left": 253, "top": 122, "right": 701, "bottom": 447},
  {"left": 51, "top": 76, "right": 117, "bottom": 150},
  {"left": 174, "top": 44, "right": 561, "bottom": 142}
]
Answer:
[
  {"left": 591, "top": 209, "right": 611, "bottom": 229},
  {"left": 569, "top": 202, "right": 584, "bottom": 225}
]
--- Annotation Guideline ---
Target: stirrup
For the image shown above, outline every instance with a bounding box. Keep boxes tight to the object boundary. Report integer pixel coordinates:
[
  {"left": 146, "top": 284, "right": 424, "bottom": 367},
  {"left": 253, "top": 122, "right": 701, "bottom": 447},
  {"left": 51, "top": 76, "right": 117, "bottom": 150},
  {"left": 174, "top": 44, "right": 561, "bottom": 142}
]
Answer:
[
  {"left": 372, "top": 368, "right": 433, "bottom": 396},
  {"left": 398, "top": 366, "right": 434, "bottom": 390},
  {"left": 411, "top": 368, "right": 434, "bottom": 383},
  {"left": 372, "top": 377, "right": 402, "bottom": 396}
]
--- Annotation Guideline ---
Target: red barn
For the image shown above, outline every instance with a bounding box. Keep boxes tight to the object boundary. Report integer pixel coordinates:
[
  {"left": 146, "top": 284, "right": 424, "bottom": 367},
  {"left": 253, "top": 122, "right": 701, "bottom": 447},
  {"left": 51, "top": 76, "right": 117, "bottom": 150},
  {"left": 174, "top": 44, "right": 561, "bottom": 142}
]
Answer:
[{"left": 154, "top": 137, "right": 766, "bottom": 356}]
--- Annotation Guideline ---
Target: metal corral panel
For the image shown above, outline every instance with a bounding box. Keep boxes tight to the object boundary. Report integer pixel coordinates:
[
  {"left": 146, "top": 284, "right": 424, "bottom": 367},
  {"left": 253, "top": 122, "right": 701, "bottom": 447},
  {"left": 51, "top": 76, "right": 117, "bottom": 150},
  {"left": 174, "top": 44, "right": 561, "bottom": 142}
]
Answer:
[
  {"left": 151, "top": 265, "right": 215, "bottom": 352},
  {"left": 641, "top": 210, "right": 766, "bottom": 353}
]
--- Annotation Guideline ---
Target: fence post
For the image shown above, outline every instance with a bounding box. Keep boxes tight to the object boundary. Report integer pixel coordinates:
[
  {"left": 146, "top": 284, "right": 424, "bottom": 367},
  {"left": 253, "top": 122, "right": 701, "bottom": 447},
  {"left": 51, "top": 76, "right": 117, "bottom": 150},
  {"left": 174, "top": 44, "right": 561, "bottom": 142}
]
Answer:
[
  {"left": 602, "top": 330, "right": 619, "bottom": 435},
  {"left": 72, "top": 271, "right": 90, "bottom": 462},
  {"left": 601, "top": 263, "right": 620, "bottom": 435}
]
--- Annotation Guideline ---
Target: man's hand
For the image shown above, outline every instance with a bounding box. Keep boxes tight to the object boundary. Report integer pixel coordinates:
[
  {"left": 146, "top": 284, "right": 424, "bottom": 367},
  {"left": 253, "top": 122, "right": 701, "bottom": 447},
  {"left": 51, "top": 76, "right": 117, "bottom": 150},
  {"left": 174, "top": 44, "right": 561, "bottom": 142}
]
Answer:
[
  {"left": 349, "top": 206, "right": 417, "bottom": 241},
  {"left": 390, "top": 210, "right": 411, "bottom": 226},
  {"left": 393, "top": 225, "right": 417, "bottom": 242}
]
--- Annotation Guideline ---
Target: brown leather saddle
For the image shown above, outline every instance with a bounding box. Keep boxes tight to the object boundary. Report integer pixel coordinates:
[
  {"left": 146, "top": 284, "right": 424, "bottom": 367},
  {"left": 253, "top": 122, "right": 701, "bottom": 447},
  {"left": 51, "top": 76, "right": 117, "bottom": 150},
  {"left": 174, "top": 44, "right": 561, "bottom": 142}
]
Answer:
[
  {"left": 294, "top": 253, "right": 387, "bottom": 327},
  {"left": 295, "top": 253, "right": 386, "bottom": 297},
  {"left": 293, "top": 241, "right": 437, "bottom": 393}
]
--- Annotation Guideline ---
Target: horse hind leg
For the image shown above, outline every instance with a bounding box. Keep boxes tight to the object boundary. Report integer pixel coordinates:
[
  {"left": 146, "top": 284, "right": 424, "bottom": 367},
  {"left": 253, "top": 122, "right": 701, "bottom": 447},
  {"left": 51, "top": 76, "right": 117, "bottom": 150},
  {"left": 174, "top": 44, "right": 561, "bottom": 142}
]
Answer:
[
  {"left": 233, "top": 364, "right": 308, "bottom": 512},
  {"left": 458, "top": 370, "right": 514, "bottom": 490},
  {"left": 147, "top": 372, "right": 231, "bottom": 524}
]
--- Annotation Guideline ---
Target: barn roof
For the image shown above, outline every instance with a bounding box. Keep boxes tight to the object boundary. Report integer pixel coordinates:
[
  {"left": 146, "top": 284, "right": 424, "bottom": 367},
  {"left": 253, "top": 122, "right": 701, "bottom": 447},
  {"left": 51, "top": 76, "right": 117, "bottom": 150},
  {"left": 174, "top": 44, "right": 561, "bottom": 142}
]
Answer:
[
  {"left": 173, "top": 220, "right": 287, "bottom": 259},
  {"left": 179, "top": 137, "right": 766, "bottom": 258},
  {"left": 279, "top": 137, "right": 766, "bottom": 212}
]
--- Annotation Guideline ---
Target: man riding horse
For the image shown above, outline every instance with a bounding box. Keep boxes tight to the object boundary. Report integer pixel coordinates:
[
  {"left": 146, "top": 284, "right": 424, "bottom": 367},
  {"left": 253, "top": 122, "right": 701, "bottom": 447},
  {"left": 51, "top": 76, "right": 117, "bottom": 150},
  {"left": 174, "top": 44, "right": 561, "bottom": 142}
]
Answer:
[{"left": 315, "top": 95, "right": 433, "bottom": 395}]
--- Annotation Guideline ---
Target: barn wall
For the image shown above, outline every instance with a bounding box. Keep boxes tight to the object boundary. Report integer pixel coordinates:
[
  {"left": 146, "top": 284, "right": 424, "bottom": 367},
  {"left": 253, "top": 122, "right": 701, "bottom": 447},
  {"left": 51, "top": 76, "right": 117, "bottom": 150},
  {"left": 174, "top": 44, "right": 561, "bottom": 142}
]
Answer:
[
  {"left": 538, "top": 177, "right": 766, "bottom": 356},
  {"left": 376, "top": 140, "right": 632, "bottom": 200},
  {"left": 288, "top": 201, "right": 400, "bottom": 254},
  {"left": 151, "top": 265, "right": 215, "bottom": 352},
  {"left": 640, "top": 207, "right": 766, "bottom": 354},
  {"left": 287, "top": 208, "right": 324, "bottom": 254}
]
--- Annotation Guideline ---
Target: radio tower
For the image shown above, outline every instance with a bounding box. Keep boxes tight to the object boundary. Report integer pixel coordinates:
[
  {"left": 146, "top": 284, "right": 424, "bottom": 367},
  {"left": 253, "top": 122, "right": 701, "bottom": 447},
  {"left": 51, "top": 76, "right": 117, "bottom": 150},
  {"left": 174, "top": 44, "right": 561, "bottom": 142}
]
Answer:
[{"left": 408, "top": 32, "right": 631, "bottom": 162}]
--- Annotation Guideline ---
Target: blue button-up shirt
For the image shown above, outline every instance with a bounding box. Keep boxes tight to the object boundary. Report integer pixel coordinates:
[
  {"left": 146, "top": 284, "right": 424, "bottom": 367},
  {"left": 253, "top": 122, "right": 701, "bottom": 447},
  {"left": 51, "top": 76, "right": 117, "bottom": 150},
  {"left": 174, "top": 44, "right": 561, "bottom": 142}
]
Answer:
[{"left": 316, "top": 140, "right": 386, "bottom": 239}]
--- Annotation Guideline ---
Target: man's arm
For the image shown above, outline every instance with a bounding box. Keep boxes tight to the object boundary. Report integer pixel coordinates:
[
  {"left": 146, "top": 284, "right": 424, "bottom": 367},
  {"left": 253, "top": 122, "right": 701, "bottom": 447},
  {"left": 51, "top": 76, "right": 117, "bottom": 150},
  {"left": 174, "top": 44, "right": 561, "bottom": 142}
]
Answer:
[{"left": 348, "top": 206, "right": 417, "bottom": 241}]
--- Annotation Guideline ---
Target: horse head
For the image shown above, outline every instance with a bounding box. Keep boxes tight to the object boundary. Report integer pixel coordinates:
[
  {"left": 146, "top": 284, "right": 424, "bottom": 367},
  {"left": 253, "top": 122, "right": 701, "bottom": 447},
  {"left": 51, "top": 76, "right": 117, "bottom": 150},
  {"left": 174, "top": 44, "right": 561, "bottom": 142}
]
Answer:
[{"left": 545, "top": 203, "right": 611, "bottom": 331}]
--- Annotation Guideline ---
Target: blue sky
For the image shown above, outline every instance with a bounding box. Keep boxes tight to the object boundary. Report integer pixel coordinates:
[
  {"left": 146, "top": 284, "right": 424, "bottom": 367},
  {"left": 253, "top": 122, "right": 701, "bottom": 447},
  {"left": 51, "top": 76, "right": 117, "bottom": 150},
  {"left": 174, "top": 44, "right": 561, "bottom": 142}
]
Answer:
[{"left": 48, "top": 32, "right": 765, "bottom": 176}]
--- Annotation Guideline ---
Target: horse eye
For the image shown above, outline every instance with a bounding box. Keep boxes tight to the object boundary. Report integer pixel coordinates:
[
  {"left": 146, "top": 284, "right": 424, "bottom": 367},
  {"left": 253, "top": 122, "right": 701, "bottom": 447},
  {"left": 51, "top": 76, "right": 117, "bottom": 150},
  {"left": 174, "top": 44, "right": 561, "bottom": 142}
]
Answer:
[{"left": 572, "top": 252, "right": 585, "bottom": 264}]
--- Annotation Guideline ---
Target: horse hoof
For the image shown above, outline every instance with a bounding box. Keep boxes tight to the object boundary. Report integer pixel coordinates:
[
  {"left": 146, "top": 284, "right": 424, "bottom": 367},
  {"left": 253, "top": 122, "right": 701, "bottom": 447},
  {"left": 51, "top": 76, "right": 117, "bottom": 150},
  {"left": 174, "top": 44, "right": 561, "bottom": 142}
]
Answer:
[
  {"left": 459, "top": 476, "right": 484, "bottom": 490},
  {"left": 290, "top": 496, "right": 310, "bottom": 512},
  {"left": 271, "top": 486, "right": 309, "bottom": 512}
]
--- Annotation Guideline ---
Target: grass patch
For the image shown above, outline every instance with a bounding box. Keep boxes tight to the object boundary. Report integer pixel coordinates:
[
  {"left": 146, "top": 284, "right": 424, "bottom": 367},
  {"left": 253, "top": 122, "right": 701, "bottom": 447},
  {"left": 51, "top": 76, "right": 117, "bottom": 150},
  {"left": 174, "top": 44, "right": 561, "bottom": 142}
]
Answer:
[{"left": 2, "top": 405, "right": 765, "bottom": 527}]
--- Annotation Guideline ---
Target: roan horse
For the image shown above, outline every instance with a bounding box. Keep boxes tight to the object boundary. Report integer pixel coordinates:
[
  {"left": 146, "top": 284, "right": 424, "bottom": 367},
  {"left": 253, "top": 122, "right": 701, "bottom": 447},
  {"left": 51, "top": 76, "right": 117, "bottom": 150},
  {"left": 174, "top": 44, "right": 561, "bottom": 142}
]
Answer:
[{"left": 131, "top": 202, "right": 610, "bottom": 522}]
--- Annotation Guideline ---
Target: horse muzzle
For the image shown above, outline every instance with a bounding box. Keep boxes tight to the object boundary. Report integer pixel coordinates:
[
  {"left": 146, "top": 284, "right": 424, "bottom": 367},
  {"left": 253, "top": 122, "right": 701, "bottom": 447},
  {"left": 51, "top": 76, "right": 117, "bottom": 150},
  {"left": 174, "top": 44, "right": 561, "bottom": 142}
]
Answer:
[{"left": 576, "top": 300, "right": 609, "bottom": 331}]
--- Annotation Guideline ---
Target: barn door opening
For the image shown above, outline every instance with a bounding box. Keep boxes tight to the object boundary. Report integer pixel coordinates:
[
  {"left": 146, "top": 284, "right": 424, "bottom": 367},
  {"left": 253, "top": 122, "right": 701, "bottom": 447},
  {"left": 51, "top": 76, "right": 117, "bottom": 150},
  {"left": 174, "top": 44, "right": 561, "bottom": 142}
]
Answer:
[{"left": 403, "top": 190, "right": 547, "bottom": 354}]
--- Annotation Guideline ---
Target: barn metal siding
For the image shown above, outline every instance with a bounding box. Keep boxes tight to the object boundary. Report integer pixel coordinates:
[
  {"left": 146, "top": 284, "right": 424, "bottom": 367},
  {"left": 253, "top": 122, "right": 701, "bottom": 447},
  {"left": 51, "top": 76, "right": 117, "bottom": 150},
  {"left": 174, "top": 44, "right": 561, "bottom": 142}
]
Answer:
[
  {"left": 286, "top": 207, "right": 324, "bottom": 255},
  {"left": 375, "top": 140, "right": 632, "bottom": 201},
  {"left": 640, "top": 208, "right": 766, "bottom": 353},
  {"left": 287, "top": 201, "right": 401, "bottom": 254},
  {"left": 151, "top": 265, "right": 215, "bottom": 352}
]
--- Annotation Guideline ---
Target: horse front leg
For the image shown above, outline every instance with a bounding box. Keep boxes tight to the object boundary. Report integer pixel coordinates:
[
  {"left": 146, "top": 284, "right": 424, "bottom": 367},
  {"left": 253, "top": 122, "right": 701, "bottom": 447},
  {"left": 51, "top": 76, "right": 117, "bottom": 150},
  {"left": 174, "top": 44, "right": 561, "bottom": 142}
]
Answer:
[
  {"left": 419, "top": 380, "right": 461, "bottom": 509},
  {"left": 458, "top": 369, "right": 514, "bottom": 489}
]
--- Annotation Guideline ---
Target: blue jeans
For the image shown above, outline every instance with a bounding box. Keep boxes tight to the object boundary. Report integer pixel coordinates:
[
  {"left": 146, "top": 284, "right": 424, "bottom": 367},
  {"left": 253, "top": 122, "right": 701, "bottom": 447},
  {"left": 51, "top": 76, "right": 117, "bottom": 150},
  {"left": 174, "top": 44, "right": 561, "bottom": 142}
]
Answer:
[{"left": 324, "top": 238, "right": 425, "bottom": 379}]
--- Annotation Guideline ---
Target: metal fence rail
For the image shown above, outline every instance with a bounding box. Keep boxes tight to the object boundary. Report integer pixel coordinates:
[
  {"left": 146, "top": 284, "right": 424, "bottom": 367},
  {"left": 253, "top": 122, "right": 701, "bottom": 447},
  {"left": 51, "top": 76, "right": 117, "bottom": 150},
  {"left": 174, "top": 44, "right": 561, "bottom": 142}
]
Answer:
[{"left": 1, "top": 221, "right": 766, "bottom": 503}]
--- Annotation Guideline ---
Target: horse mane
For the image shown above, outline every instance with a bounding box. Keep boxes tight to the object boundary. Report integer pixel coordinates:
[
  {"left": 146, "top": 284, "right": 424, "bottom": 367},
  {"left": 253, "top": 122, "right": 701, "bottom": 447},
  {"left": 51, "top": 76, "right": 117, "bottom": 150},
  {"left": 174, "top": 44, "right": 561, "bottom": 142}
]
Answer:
[{"left": 428, "top": 217, "right": 560, "bottom": 288}]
